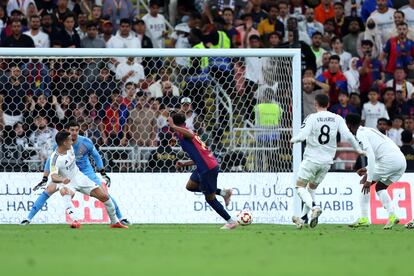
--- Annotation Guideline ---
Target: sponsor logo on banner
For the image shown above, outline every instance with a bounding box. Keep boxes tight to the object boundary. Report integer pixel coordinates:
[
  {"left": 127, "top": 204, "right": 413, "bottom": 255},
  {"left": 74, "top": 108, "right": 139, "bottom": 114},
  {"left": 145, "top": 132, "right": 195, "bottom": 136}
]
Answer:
[{"left": 370, "top": 182, "right": 412, "bottom": 224}]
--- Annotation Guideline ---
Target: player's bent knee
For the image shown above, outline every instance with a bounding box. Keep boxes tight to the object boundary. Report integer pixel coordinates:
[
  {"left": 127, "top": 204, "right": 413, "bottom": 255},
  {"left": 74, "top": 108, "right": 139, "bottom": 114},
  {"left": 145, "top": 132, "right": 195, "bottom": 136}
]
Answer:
[
  {"left": 308, "top": 183, "right": 317, "bottom": 190},
  {"left": 205, "top": 193, "right": 216, "bottom": 201},
  {"left": 375, "top": 181, "right": 388, "bottom": 192},
  {"left": 296, "top": 179, "right": 307, "bottom": 188}
]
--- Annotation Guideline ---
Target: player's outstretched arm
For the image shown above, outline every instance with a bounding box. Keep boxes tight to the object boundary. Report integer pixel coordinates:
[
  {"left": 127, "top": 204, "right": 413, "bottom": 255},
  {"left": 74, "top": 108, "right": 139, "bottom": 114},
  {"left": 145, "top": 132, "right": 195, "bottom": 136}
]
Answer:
[
  {"left": 338, "top": 117, "right": 365, "bottom": 155},
  {"left": 168, "top": 117, "right": 194, "bottom": 139},
  {"left": 86, "top": 138, "right": 111, "bottom": 187},
  {"left": 290, "top": 115, "right": 313, "bottom": 143}
]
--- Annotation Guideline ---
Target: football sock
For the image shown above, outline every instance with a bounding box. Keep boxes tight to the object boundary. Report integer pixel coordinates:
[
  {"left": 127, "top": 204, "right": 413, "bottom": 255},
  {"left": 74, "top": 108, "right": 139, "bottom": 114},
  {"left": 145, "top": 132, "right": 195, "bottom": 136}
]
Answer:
[
  {"left": 296, "top": 187, "right": 313, "bottom": 210},
  {"left": 28, "top": 191, "right": 50, "bottom": 220},
  {"left": 360, "top": 186, "right": 370, "bottom": 218},
  {"left": 300, "top": 204, "right": 310, "bottom": 221},
  {"left": 216, "top": 189, "right": 224, "bottom": 196},
  {"left": 377, "top": 190, "right": 395, "bottom": 216},
  {"left": 109, "top": 195, "right": 122, "bottom": 219},
  {"left": 206, "top": 198, "right": 231, "bottom": 221},
  {"left": 308, "top": 187, "right": 316, "bottom": 207},
  {"left": 62, "top": 194, "right": 79, "bottom": 221},
  {"left": 103, "top": 199, "right": 118, "bottom": 224}
]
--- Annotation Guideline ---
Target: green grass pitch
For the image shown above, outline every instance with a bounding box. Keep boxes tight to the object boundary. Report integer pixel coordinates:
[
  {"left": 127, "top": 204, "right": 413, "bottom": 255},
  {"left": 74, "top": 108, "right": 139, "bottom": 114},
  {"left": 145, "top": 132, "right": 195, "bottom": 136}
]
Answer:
[{"left": 1, "top": 224, "right": 413, "bottom": 276}]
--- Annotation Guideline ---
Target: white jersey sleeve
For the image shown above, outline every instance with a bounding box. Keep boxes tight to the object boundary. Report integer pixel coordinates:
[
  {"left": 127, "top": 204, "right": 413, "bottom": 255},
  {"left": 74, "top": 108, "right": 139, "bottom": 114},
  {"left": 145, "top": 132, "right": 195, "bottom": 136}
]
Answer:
[
  {"left": 356, "top": 128, "right": 376, "bottom": 182},
  {"left": 49, "top": 147, "right": 79, "bottom": 179},
  {"left": 337, "top": 115, "right": 362, "bottom": 152}
]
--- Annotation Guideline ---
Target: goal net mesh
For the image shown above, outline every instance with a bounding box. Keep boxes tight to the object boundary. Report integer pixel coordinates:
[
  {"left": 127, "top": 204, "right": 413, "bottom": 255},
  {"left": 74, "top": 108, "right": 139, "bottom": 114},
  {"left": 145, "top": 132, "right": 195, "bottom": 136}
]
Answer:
[{"left": 0, "top": 54, "right": 293, "bottom": 173}]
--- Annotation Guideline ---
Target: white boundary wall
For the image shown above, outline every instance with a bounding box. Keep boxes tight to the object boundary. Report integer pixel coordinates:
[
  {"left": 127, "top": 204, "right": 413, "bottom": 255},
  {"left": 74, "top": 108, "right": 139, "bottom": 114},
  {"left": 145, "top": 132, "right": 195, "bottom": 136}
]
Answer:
[{"left": 1, "top": 172, "right": 413, "bottom": 225}]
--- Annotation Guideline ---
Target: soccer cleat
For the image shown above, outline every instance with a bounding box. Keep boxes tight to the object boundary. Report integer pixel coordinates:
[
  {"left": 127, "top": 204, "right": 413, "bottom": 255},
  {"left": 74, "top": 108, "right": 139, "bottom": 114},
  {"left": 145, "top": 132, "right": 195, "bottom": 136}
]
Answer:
[
  {"left": 405, "top": 220, "right": 414, "bottom": 229},
  {"left": 71, "top": 221, "right": 81, "bottom": 229},
  {"left": 292, "top": 216, "right": 305, "bottom": 230},
  {"left": 348, "top": 217, "right": 370, "bottom": 228},
  {"left": 384, "top": 214, "right": 400, "bottom": 230},
  {"left": 220, "top": 221, "right": 238, "bottom": 230},
  {"left": 20, "top": 219, "right": 30, "bottom": 226},
  {"left": 309, "top": 208, "right": 322, "bottom": 228},
  {"left": 223, "top": 189, "right": 233, "bottom": 206},
  {"left": 110, "top": 222, "right": 129, "bottom": 229},
  {"left": 120, "top": 218, "right": 132, "bottom": 225}
]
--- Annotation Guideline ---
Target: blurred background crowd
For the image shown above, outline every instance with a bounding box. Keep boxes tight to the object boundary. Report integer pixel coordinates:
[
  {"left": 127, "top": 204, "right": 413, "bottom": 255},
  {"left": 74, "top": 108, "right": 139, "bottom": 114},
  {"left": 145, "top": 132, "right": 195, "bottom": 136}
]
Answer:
[{"left": 1, "top": 0, "right": 414, "bottom": 173}]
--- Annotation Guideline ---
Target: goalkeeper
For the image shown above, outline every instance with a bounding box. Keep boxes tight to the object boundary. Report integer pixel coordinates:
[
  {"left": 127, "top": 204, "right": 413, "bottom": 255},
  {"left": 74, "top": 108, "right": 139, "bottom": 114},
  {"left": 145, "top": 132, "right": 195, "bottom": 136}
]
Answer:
[{"left": 21, "top": 120, "right": 130, "bottom": 225}]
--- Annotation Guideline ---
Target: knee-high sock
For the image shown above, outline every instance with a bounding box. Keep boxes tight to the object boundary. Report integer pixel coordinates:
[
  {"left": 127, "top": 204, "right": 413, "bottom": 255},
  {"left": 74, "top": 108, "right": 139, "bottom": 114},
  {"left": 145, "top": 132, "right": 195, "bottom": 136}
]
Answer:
[
  {"left": 300, "top": 203, "right": 310, "bottom": 219},
  {"left": 28, "top": 191, "right": 50, "bottom": 220},
  {"left": 377, "top": 190, "right": 395, "bottom": 216},
  {"left": 360, "top": 185, "right": 370, "bottom": 218},
  {"left": 297, "top": 187, "right": 314, "bottom": 210},
  {"left": 109, "top": 195, "right": 122, "bottom": 219},
  {"left": 62, "top": 195, "right": 79, "bottom": 221},
  {"left": 308, "top": 187, "right": 316, "bottom": 206},
  {"left": 103, "top": 199, "right": 118, "bottom": 224},
  {"left": 206, "top": 198, "right": 232, "bottom": 222}
]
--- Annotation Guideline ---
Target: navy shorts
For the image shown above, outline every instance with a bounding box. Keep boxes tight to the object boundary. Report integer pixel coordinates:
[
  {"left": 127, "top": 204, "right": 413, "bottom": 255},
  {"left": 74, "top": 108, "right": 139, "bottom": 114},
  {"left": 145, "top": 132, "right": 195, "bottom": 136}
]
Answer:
[{"left": 190, "top": 166, "right": 219, "bottom": 194}]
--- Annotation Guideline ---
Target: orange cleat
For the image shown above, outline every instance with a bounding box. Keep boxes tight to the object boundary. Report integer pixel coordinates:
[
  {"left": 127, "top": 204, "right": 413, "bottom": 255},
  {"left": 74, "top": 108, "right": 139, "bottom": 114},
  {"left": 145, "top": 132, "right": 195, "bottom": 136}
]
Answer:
[
  {"left": 110, "top": 222, "right": 129, "bottom": 229},
  {"left": 71, "top": 221, "right": 81, "bottom": 229}
]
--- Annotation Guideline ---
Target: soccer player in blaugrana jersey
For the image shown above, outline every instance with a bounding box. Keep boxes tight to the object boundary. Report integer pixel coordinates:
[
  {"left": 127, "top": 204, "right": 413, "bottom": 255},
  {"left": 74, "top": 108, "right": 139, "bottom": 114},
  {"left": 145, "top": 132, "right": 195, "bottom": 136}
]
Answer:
[
  {"left": 168, "top": 113, "right": 237, "bottom": 230},
  {"left": 20, "top": 120, "right": 130, "bottom": 225}
]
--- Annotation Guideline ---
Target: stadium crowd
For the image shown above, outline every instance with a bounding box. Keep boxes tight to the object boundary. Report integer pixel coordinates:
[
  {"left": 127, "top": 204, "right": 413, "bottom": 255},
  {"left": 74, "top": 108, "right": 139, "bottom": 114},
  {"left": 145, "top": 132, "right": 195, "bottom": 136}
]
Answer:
[{"left": 1, "top": 0, "right": 414, "bottom": 172}]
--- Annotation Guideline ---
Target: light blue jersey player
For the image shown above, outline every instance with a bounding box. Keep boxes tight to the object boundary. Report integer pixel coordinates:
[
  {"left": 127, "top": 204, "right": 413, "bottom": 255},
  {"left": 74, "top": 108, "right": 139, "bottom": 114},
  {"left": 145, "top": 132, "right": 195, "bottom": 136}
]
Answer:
[{"left": 21, "top": 120, "right": 130, "bottom": 225}]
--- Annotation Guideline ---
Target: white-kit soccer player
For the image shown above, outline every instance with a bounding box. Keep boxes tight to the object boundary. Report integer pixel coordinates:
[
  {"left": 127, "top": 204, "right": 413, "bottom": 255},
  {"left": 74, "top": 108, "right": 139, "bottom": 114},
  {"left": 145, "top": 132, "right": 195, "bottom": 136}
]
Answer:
[
  {"left": 346, "top": 113, "right": 406, "bottom": 230},
  {"left": 50, "top": 130, "right": 128, "bottom": 229},
  {"left": 290, "top": 94, "right": 364, "bottom": 229}
]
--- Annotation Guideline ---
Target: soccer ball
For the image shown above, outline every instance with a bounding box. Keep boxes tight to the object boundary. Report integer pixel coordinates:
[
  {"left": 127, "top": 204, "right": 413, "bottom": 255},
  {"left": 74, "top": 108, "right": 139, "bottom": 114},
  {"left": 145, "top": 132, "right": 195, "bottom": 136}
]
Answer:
[{"left": 236, "top": 209, "right": 253, "bottom": 226}]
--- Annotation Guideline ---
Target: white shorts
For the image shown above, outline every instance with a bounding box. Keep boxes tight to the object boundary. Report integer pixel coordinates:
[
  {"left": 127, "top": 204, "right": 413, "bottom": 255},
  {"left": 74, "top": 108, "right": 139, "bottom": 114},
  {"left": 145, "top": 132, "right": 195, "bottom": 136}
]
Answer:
[
  {"left": 372, "top": 154, "right": 407, "bottom": 185},
  {"left": 58, "top": 172, "right": 100, "bottom": 195},
  {"left": 298, "top": 159, "right": 331, "bottom": 185}
]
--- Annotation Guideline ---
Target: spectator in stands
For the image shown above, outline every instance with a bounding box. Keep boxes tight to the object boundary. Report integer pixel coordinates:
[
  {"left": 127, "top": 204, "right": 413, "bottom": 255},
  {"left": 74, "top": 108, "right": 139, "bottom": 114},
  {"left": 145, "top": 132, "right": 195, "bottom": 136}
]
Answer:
[
  {"left": 142, "top": 0, "right": 167, "bottom": 48},
  {"left": 357, "top": 18, "right": 383, "bottom": 59},
  {"left": 368, "top": 0, "right": 396, "bottom": 44},
  {"left": 88, "top": 67, "right": 117, "bottom": 106},
  {"left": 53, "top": 13, "right": 81, "bottom": 48},
  {"left": 7, "top": 0, "right": 35, "bottom": 17},
  {"left": 302, "top": 76, "right": 328, "bottom": 118},
  {"left": 123, "top": 95, "right": 157, "bottom": 147},
  {"left": 107, "top": 18, "right": 141, "bottom": 66},
  {"left": 133, "top": 19, "right": 153, "bottom": 48},
  {"left": 277, "top": 1, "right": 289, "bottom": 29},
  {"left": 148, "top": 75, "right": 180, "bottom": 99},
  {"left": 315, "top": 0, "right": 335, "bottom": 24},
  {"left": 362, "top": 89, "right": 389, "bottom": 128},
  {"left": 331, "top": 2, "right": 346, "bottom": 36},
  {"left": 121, "top": 82, "right": 137, "bottom": 109},
  {"left": 316, "top": 51, "right": 331, "bottom": 77},
  {"left": 400, "top": 129, "right": 414, "bottom": 171},
  {"left": 147, "top": 131, "right": 178, "bottom": 172},
  {"left": 24, "top": 15, "right": 50, "bottom": 48},
  {"left": 382, "top": 87, "right": 399, "bottom": 120},
  {"left": 29, "top": 94, "right": 64, "bottom": 127},
  {"left": 388, "top": 116, "right": 404, "bottom": 146},
  {"left": 377, "top": 117, "right": 390, "bottom": 134},
  {"left": 361, "top": 0, "right": 393, "bottom": 22},
  {"left": 401, "top": 0, "right": 414, "bottom": 30},
  {"left": 316, "top": 55, "right": 347, "bottom": 105},
  {"left": 84, "top": 91, "right": 103, "bottom": 124},
  {"left": 91, "top": 5, "right": 103, "bottom": 23},
  {"left": 102, "top": 0, "right": 137, "bottom": 29},
  {"left": 267, "top": 32, "right": 282, "bottom": 48},
  {"left": 321, "top": 18, "right": 336, "bottom": 49},
  {"left": 157, "top": 80, "right": 180, "bottom": 109},
  {"left": 310, "top": 32, "right": 326, "bottom": 72},
  {"left": 1, "top": 10, "right": 27, "bottom": 41},
  {"left": 285, "top": 17, "right": 311, "bottom": 45},
  {"left": 386, "top": 67, "right": 414, "bottom": 100},
  {"left": 1, "top": 19, "right": 35, "bottom": 47},
  {"left": 402, "top": 93, "right": 414, "bottom": 118},
  {"left": 342, "top": 18, "right": 361, "bottom": 57},
  {"left": 0, "top": 6, "right": 6, "bottom": 34},
  {"left": 100, "top": 20, "right": 114, "bottom": 44},
  {"left": 236, "top": 13, "right": 259, "bottom": 48},
  {"left": 330, "top": 90, "right": 356, "bottom": 118},
  {"left": 41, "top": 13, "right": 58, "bottom": 43},
  {"left": 299, "top": 7, "right": 324, "bottom": 39},
  {"left": 21, "top": 58, "right": 52, "bottom": 97},
  {"left": 349, "top": 92, "right": 362, "bottom": 114},
  {"left": 247, "top": 0, "right": 268, "bottom": 26},
  {"left": 289, "top": 0, "right": 306, "bottom": 20},
  {"left": 357, "top": 39, "right": 385, "bottom": 102},
  {"left": 81, "top": 21, "right": 106, "bottom": 48},
  {"left": 257, "top": 5, "right": 284, "bottom": 47},
  {"left": 102, "top": 93, "right": 128, "bottom": 146},
  {"left": 179, "top": 97, "right": 197, "bottom": 131},
  {"left": 0, "top": 64, "right": 30, "bottom": 126},
  {"left": 76, "top": 13, "right": 88, "bottom": 39},
  {"left": 405, "top": 116, "right": 414, "bottom": 132},
  {"left": 53, "top": 0, "right": 72, "bottom": 30},
  {"left": 115, "top": 56, "right": 145, "bottom": 87},
  {"left": 330, "top": 36, "right": 352, "bottom": 71},
  {"left": 29, "top": 114, "right": 58, "bottom": 166},
  {"left": 10, "top": 121, "right": 30, "bottom": 149},
  {"left": 222, "top": 7, "right": 238, "bottom": 48},
  {"left": 384, "top": 10, "right": 414, "bottom": 42},
  {"left": 382, "top": 22, "right": 414, "bottom": 79},
  {"left": 344, "top": 57, "right": 360, "bottom": 94},
  {"left": 84, "top": 117, "right": 103, "bottom": 146}
]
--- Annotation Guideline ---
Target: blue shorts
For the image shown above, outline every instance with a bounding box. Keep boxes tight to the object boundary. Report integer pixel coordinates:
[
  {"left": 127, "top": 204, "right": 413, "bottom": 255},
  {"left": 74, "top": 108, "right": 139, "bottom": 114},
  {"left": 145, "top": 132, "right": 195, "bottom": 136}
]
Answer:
[
  {"left": 81, "top": 169, "right": 103, "bottom": 186},
  {"left": 190, "top": 166, "right": 219, "bottom": 195}
]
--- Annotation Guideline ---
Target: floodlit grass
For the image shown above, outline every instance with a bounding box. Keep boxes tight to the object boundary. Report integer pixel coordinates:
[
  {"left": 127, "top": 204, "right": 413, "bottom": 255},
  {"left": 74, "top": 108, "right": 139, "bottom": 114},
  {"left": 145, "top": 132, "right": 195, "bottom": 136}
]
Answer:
[{"left": 1, "top": 224, "right": 413, "bottom": 276}]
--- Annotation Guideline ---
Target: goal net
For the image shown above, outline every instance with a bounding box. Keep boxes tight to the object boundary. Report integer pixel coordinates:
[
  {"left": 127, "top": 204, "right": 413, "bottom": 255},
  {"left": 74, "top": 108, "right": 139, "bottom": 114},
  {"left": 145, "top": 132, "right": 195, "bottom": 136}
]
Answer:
[{"left": 0, "top": 48, "right": 301, "bottom": 174}]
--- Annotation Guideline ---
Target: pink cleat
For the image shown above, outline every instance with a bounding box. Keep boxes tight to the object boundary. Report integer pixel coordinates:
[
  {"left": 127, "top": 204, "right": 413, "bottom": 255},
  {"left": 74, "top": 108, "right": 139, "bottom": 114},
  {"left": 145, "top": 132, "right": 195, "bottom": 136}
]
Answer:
[
  {"left": 223, "top": 189, "right": 233, "bottom": 206},
  {"left": 220, "top": 221, "right": 238, "bottom": 230},
  {"left": 110, "top": 222, "right": 129, "bottom": 229},
  {"left": 71, "top": 221, "right": 81, "bottom": 229}
]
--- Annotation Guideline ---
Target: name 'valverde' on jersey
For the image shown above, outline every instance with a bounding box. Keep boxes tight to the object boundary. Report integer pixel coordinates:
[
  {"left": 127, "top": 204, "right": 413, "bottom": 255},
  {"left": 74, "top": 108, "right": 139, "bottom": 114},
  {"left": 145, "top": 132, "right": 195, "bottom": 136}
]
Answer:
[
  {"left": 175, "top": 128, "right": 218, "bottom": 173},
  {"left": 49, "top": 147, "right": 80, "bottom": 179},
  {"left": 297, "top": 111, "right": 360, "bottom": 165}
]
